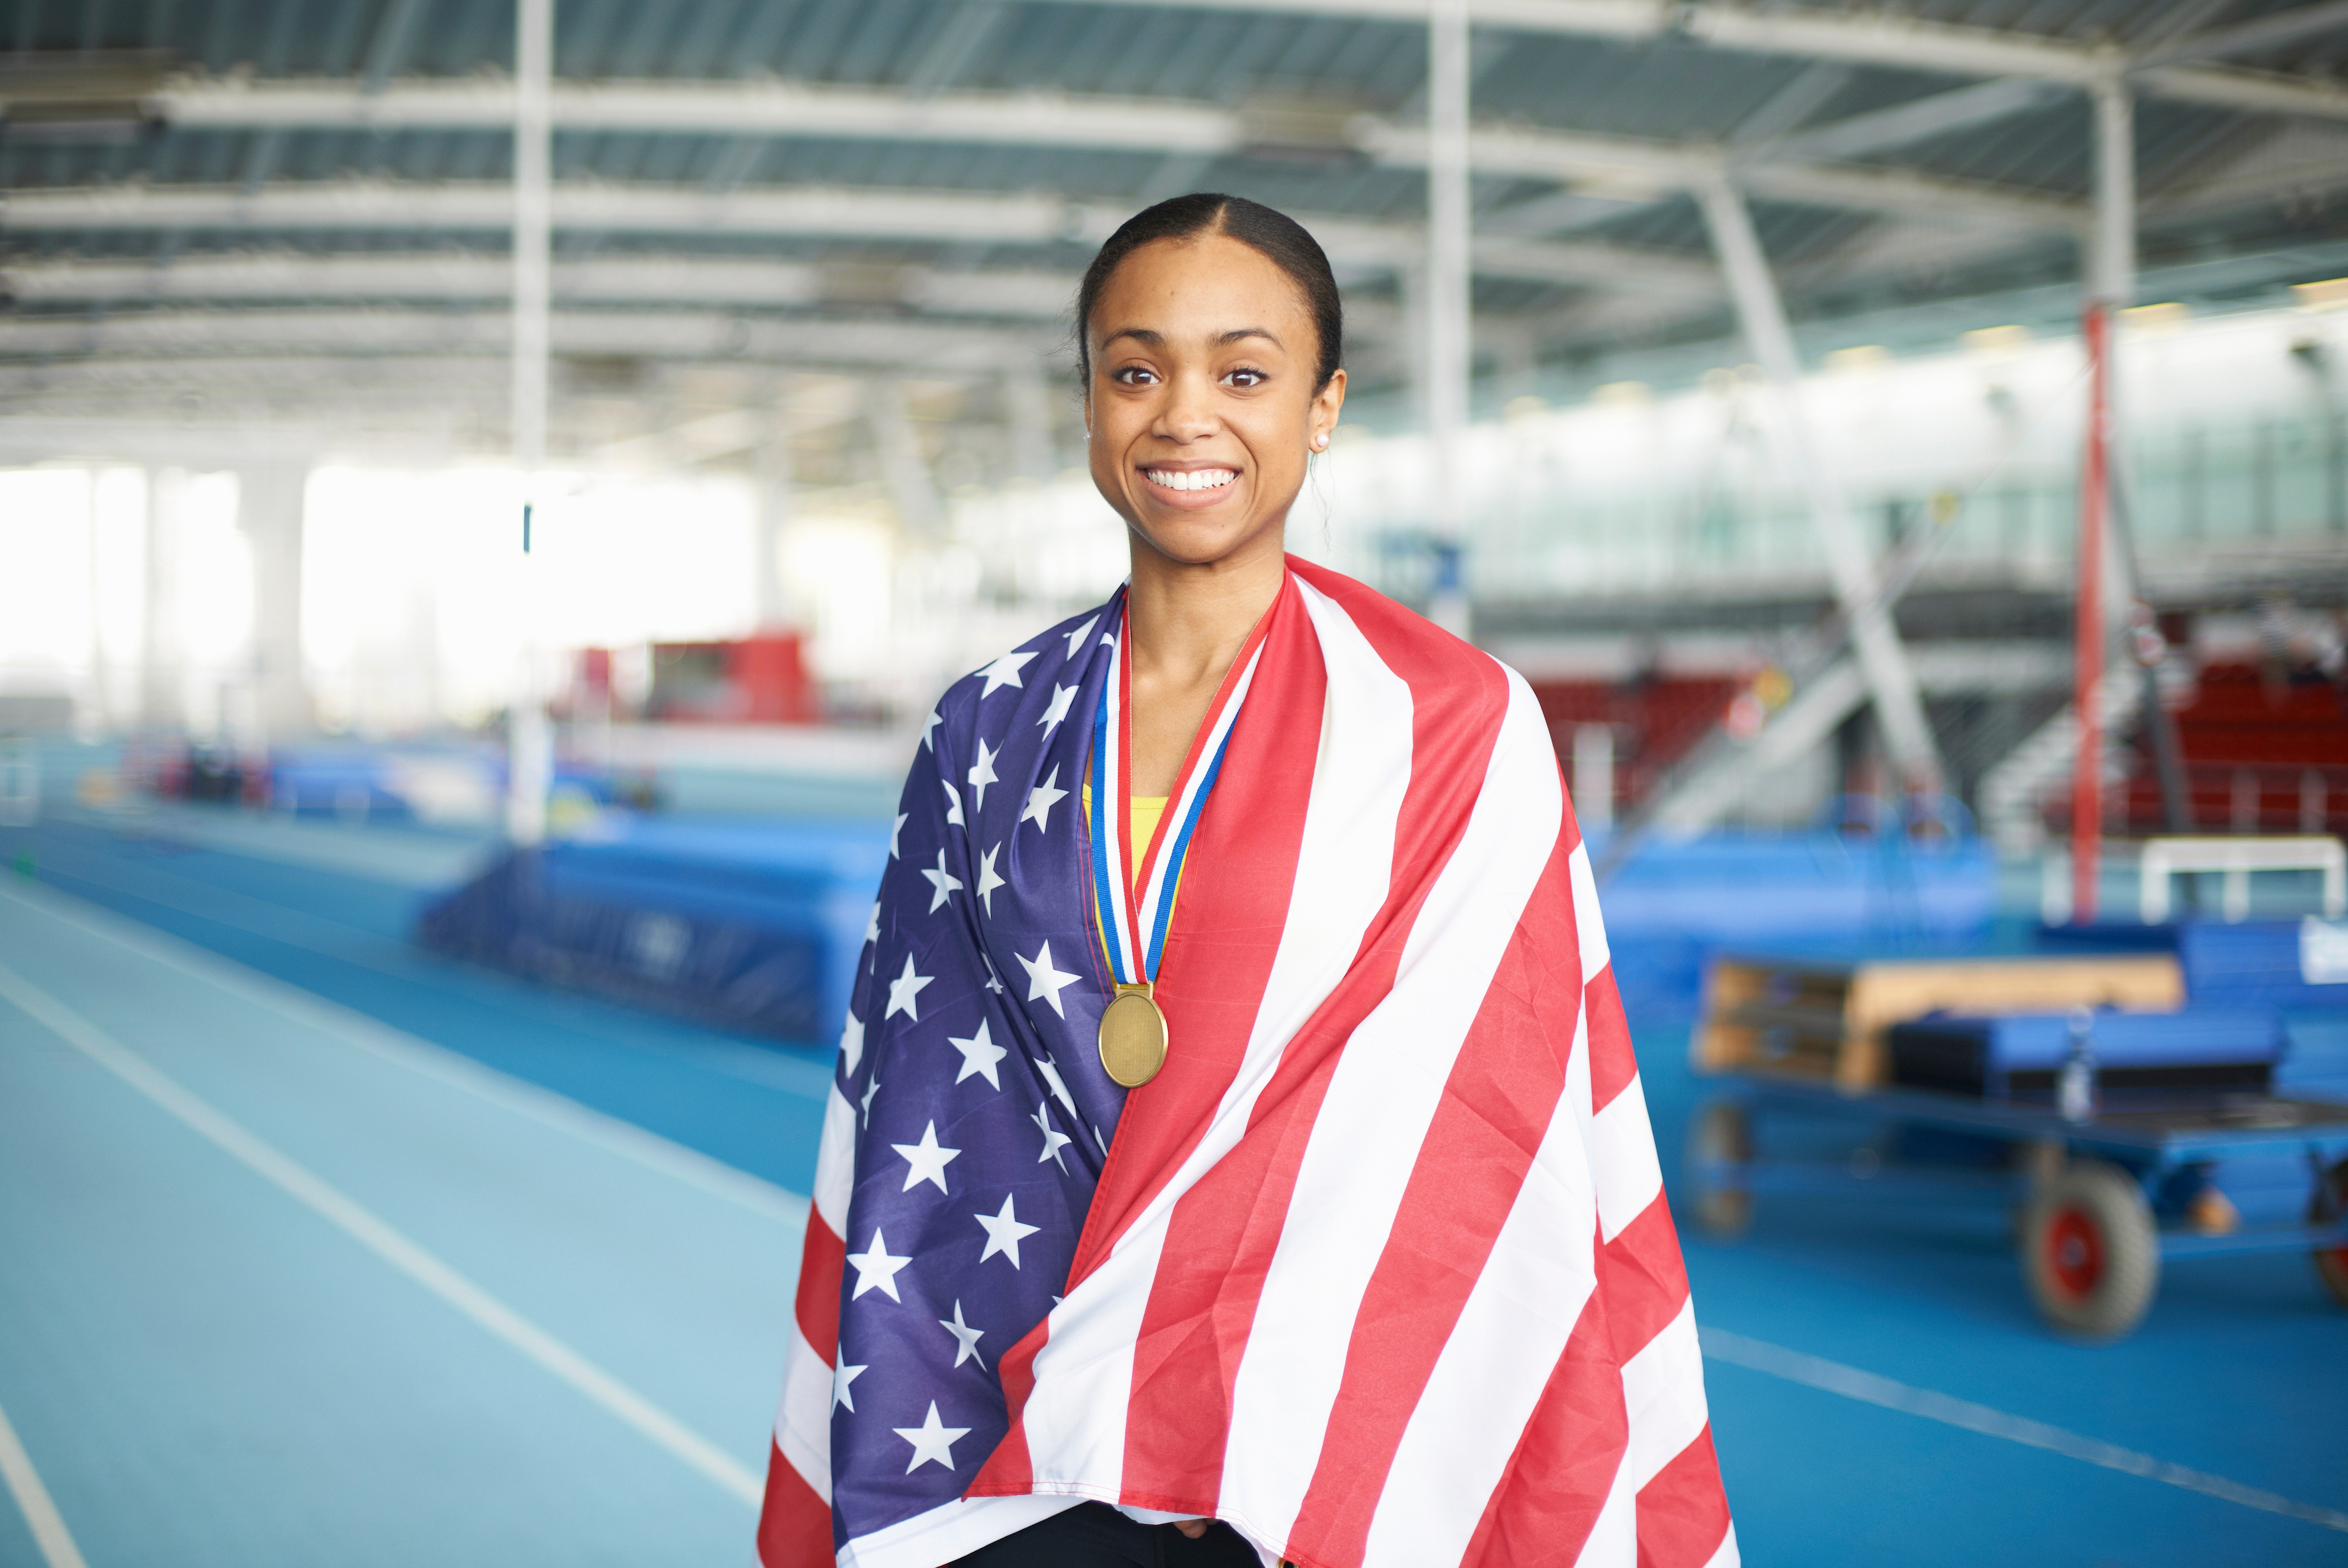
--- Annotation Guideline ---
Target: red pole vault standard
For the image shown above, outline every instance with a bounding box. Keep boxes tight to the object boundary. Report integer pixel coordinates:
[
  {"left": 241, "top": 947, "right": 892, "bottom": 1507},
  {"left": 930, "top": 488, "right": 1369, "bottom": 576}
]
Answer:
[{"left": 2073, "top": 302, "right": 2111, "bottom": 923}]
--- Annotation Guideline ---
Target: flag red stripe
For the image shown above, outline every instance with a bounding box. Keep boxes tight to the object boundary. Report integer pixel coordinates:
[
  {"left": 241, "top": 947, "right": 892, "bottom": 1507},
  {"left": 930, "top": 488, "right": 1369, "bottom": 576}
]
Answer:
[
  {"left": 1284, "top": 839, "right": 1584, "bottom": 1565},
  {"left": 1585, "top": 964, "right": 1641, "bottom": 1118},
  {"left": 1458, "top": 1279, "right": 1628, "bottom": 1568},
  {"left": 757, "top": 1437, "right": 834, "bottom": 1568},
  {"left": 1635, "top": 1426, "right": 1733, "bottom": 1568},
  {"left": 978, "top": 574, "right": 1323, "bottom": 1500},
  {"left": 1597, "top": 1197, "right": 1693, "bottom": 1368},
  {"left": 1114, "top": 564, "right": 1514, "bottom": 1510},
  {"left": 1068, "top": 573, "right": 1325, "bottom": 1279},
  {"left": 793, "top": 1212, "right": 844, "bottom": 1372}
]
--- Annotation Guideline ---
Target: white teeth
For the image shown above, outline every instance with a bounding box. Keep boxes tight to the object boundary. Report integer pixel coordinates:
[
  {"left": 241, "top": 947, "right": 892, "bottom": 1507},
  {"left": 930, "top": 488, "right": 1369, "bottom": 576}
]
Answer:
[{"left": 1145, "top": 468, "right": 1238, "bottom": 492}]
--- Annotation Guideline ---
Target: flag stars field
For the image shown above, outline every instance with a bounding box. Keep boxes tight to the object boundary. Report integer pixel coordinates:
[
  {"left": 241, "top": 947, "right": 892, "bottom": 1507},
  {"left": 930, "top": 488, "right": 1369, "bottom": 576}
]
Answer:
[
  {"left": 967, "top": 738, "right": 1001, "bottom": 811},
  {"left": 921, "top": 850, "right": 962, "bottom": 913},
  {"left": 975, "top": 844, "right": 1007, "bottom": 914},
  {"left": 948, "top": 1019, "right": 1006, "bottom": 1088},
  {"left": 832, "top": 1358, "right": 868, "bottom": 1413},
  {"left": 977, "top": 649, "right": 1036, "bottom": 698},
  {"left": 1016, "top": 941, "right": 1079, "bottom": 1017},
  {"left": 1021, "top": 767, "right": 1068, "bottom": 835},
  {"left": 884, "top": 955, "right": 932, "bottom": 1021},
  {"left": 1031, "top": 1102, "right": 1073, "bottom": 1171},
  {"left": 974, "top": 1194, "right": 1039, "bottom": 1268},
  {"left": 894, "top": 1402, "right": 972, "bottom": 1472},
  {"left": 937, "top": 1301, "right": 988, "bottom": 1369},
  {"left": 846, "top": 1228, "right": 913, "bottom": 1301},
  {"left": 891, "top": 1121, "right": 962, "bottom": 1194}
]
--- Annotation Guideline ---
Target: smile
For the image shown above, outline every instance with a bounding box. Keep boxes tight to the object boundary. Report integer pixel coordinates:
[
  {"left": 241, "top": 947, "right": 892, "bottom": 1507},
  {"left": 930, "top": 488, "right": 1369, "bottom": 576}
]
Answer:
[{"left": 1143, "top": 468, "right": 1238, "bottom": 493}]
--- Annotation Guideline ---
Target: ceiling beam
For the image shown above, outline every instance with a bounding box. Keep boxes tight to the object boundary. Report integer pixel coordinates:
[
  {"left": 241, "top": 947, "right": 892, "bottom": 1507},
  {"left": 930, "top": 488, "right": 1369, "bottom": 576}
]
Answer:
[
  {"left": 1063, "top": 0, "right": 2348, "bottom": 114},
  {"left": 149, "top": 77, "right": 2091, "bottom": 229},
  {"left": 0, "top": 180, "right": 1720, "bottom": 295},
  {"left": 0, "top": 252, "right": 1082, "bottom": 318},
  {"left": 0, "top": 304, "right": 1054, "bottom": 371},
  {"left": 2138, "top": 1, "right": 2348, "bottom": 68}
]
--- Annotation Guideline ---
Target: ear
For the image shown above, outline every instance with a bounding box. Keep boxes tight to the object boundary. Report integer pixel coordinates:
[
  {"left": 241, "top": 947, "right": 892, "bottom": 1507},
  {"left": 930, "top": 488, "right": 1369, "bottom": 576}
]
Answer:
[{"left": 1307, "top": 367, "right": 1347, "bottom": 451}]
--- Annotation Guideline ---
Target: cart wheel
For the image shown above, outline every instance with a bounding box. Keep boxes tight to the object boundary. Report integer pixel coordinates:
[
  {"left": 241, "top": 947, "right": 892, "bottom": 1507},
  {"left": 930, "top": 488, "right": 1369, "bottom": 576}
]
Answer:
[
  {"left": 2020, "top": 1160, "right": 2160, "bottom": 1339},
  {"left": 1687, "top": 1100, "right": 1754, "bottom": 1239},
  {"left": 2310, "top": 1157, "right": 2348, "bottom": 1311}
]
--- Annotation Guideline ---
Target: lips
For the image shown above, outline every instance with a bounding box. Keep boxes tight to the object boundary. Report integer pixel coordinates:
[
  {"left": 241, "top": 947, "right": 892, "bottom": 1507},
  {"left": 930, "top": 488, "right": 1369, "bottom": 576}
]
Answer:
[{"left": 1141, "top": 467, "right": 1238, "bottom": 493}]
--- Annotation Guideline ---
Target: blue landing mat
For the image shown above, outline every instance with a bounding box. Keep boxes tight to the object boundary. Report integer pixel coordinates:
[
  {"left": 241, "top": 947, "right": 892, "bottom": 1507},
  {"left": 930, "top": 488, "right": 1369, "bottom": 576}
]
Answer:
[{"left": 418, "top": 816, "right": 889, "bottom": 1046}]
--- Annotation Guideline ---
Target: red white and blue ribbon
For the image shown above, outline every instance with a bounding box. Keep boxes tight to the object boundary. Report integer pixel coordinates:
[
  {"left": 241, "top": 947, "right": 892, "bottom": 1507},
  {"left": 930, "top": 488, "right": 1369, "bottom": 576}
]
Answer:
[{"left": 1088, "top": 598, "right": 1272, "bottom": 989}]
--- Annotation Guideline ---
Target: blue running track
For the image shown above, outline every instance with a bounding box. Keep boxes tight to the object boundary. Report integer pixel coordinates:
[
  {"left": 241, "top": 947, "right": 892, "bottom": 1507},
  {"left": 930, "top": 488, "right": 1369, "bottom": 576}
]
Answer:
[{"left": 1, "top": 807, "right": 2343, "bottom": 1567}]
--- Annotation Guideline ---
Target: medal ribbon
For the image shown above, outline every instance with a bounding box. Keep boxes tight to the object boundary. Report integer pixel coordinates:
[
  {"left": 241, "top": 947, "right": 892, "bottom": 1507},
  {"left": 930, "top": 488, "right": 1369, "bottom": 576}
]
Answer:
[{"left": 1089, "top": 594, "right": 1273, "bottom": 988}]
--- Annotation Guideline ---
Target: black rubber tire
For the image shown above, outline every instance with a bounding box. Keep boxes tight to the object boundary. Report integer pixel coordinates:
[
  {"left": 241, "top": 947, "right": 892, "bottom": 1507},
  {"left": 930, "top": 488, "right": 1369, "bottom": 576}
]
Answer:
[
  {"left": 1687, "top": 1099, "right": 1754, "bottom": 1239},
  {"left": 2020, "top": 1159, "right": 2160, "bottom": 1339},
  {"left": 2310, "top": 1156, "right": 2348, "bottom": 1311}
]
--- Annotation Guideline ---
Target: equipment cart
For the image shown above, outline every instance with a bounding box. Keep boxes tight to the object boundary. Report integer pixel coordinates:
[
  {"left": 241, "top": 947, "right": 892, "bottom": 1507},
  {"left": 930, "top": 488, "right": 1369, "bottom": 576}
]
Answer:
[{"left": 1685, "top": 947, "right": 2348, "bottom": 1339}]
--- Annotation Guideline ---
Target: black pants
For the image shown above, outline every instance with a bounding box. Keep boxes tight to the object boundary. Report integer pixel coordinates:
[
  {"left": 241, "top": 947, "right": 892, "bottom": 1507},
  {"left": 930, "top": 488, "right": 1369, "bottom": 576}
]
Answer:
[{"left": 953, "top": 1502, "right": 1260, "bottom": 1567}]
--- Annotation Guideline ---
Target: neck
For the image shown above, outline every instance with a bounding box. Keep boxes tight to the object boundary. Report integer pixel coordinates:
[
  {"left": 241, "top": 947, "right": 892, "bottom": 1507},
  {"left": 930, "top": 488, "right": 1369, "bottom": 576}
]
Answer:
[{"left": 1122, "top": 529, "right": 1285, "bottom": 688}]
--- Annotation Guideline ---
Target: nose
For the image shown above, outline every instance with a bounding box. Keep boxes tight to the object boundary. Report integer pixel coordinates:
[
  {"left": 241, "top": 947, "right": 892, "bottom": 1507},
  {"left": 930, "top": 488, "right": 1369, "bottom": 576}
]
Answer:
[{"left": 1152, "top": 368, "right": 1220, "bottom": 444}]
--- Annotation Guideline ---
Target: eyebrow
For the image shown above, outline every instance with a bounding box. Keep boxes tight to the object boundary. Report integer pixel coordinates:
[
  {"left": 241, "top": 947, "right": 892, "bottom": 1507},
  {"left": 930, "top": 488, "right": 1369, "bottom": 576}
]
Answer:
[{"left": 1099, "top": 326, "right": 1285, "bottom": 352}]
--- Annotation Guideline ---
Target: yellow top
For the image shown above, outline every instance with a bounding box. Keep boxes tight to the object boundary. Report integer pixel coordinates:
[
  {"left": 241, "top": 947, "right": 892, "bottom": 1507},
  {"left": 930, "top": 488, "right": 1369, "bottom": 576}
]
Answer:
[{"left": 1082, "top": 784, "right": 1169, "bottom": 889}]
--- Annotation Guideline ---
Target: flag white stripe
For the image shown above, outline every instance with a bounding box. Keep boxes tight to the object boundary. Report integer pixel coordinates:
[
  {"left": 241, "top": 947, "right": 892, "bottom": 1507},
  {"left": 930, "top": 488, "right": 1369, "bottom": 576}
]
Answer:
[
  {"left": 1619, "top": 1299, "right": 1709, "bottom": 1494},
  {"left": 1360, "top": 1002, "right": 1601, "bottom": 1567},
  {"left": 1223, "top": 665, "right": 1561, "bottom": 1549},
  {"left": 1015, "top": 580, "right": 1409, "bottom": 1506},
  {"left": 775, "top": 1324, "right": 836, "bottom": 1504},
  {"left": 1590, "top": 1073, "right": 1665, "bottom": 1245},
  {"left": 1570, "top": 1452, "right": 1640, "bottom": 1568},
  {"left": 837, "top": 1492, "right": 1080, "bottom": 1568},
  {"left": 1567, "top": 842, "right": 1610, "bottom": 985},
  {"left": 814, "top": 1084, "right": 858, "bottom": 1238}
]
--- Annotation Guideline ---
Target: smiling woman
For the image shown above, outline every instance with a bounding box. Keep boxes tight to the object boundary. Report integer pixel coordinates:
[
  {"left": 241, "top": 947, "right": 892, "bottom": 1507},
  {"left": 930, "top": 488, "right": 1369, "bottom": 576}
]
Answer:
[{"left": 756, "top": 196, "right": 1732, "bottom": 1568}]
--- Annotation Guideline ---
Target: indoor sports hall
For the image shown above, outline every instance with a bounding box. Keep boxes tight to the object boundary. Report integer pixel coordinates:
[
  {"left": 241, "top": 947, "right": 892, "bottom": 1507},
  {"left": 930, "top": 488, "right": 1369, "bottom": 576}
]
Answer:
[{"left": 3, "top": 2, "right": 2346, "bottom": 1565}]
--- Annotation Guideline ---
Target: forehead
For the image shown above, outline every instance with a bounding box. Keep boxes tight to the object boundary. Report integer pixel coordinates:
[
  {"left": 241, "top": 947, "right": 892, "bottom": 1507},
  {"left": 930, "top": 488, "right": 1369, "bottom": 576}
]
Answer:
[{"left": 1088, "top": 233, "right": 1315, "bottom": 342}]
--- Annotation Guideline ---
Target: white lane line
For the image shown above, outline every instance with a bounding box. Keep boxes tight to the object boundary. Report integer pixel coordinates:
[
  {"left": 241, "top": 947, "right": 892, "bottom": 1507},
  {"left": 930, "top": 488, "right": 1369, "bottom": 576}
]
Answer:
[
  {"left": 1703, "top": 1327, "right": 2348, "bottom": 1534},
  {"left": 0, "top": 958, "right": 763, "bottom": 1509},
  {"left": 0, "top": 1398, "right": 90, "bottom": 1568},
  {"left": 0, "top": 877, "right": 812, "bottom": 1227}
]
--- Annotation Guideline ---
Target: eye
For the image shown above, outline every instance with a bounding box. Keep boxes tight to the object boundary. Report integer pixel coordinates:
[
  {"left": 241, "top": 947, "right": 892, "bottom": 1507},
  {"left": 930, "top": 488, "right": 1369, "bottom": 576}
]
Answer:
[
  {"left": 1222, "top": 366, "right": 1268, "bottom": 388},
  {"left": 1110, "top": 364, "right": 1159, "bottom": 386}
]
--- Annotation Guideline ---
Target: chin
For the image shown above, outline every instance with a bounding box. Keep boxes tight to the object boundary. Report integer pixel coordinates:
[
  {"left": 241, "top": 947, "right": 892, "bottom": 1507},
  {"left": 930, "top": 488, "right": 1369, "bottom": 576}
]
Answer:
[{"left": 1134, "top": 511, "right": 1264, "bottom": 566}]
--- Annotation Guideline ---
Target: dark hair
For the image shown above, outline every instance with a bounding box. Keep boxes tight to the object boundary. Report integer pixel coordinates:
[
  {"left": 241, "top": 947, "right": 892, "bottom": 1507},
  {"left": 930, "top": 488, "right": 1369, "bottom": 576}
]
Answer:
[{"left": 1074, "top": 192, "right": 1344, "bottom": 393}]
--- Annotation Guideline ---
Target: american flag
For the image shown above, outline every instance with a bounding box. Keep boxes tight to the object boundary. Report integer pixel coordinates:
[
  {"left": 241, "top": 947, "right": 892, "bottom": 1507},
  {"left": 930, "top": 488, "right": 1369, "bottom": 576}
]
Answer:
[{"left": 760, "top": 560, "right": 1734, "bottom": 1568}]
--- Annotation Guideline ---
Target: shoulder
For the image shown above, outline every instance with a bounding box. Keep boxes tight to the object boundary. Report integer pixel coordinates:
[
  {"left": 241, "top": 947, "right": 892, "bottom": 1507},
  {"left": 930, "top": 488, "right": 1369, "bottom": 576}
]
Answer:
[{"left": 1284, "top": 556, "right": 1528, "bottom": 727}]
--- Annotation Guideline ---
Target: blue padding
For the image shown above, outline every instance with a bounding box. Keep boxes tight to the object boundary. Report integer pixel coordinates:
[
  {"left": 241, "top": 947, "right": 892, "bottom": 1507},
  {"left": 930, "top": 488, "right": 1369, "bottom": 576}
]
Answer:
[
  {"left": 2036, "top": 918, "right": 2348, "bottom": 1009},
  {"left": 2178, "top": 921, "right": 2347, "bottom": 1008},
  {"left": 415, "top": 817, "right": 887, "bottom": 1045},
  {"left": 1594, "top": 832, "right": 1998, "bottom": 947},
  {"left": 1929, "top": 1008, "right": 2284, "bottom": 1072}
]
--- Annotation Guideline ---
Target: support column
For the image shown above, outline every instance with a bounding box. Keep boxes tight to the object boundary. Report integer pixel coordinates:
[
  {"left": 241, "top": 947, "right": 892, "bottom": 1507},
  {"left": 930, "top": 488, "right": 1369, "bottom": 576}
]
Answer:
[
  {"left": 1695, "top": 178, "right": 1940, "bottom": 787},
  {"left": 508, "top": 0, "right": 554, "bottom": 847},
  {"left": 2073, "top": 78, "right": 2134, "bottom": 922},
  {"left": 140, "top": 467, "right": 184, "bottom": 732},
  {"left": 1005, "top": 361, "right": 1055, "bottom": 484},
  {"left": 239, "top": 464, "right": 310, "bottom": 744},
  {"left": 511, "top": 0, "right": 552, "bottom": 478},
  {"left": 753, "top": 432, "right": 795, "bottom": 630},
  {"left": 1425, "top": 0, "right": 1472, "bottom": 635},
  {"left": 870, "top": 380, "right": 944, "bottom": 541}
]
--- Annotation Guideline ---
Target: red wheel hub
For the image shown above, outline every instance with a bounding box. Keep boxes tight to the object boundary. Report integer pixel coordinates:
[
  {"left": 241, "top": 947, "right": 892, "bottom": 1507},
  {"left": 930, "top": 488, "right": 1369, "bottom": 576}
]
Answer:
[{"left": 2046, "top": 1207, "right": 2105, "bottom": 1300}]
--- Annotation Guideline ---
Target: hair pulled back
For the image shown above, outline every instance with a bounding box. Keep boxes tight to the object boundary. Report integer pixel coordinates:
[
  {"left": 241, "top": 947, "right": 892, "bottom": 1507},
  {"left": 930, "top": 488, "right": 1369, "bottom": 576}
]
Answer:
[{"left": 1075, "top": 193, "right": 1344, "bottom": 394}]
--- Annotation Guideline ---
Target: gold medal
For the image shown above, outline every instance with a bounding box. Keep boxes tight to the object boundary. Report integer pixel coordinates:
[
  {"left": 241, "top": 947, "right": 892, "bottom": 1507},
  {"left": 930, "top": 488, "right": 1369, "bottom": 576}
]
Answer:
[{"left": 1097, "top": 982, "right": 1168, "bottom": 1088}]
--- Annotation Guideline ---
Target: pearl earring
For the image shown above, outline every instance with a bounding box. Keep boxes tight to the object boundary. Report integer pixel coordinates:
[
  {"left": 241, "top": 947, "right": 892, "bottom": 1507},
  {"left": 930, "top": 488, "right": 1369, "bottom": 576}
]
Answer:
[{"left": 1312, "top": 433, "right": 1328, "bottom": 450}]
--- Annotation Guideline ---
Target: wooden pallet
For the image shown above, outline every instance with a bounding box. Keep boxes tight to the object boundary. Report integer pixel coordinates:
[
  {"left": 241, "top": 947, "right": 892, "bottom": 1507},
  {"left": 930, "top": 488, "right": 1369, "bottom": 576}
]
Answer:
[{"left": 1695, "top": 952, "right": 2187, "bottom": 1092}]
